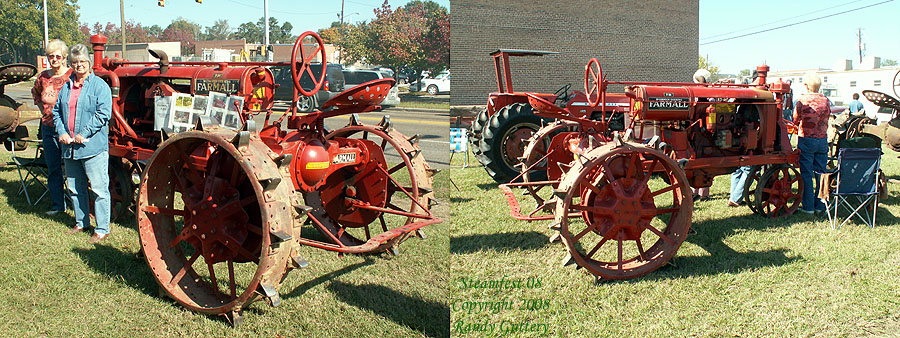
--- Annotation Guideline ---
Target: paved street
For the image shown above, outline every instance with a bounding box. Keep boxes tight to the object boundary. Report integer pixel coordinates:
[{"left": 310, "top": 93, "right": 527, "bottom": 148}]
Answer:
[{"left": 3, "top": 85, "right": 449, "bottom": 168}]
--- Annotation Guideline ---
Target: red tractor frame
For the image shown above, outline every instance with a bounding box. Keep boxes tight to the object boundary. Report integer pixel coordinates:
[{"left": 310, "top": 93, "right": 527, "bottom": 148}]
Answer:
[
  {"left": 84, "top": 31, "right": 439, "bottom": 325},
  {"left": 469, "top": 49, "right": 628, "bottom": 183},
  {"left": 499, "top": 59, "right": 801, "bottom": 281}
]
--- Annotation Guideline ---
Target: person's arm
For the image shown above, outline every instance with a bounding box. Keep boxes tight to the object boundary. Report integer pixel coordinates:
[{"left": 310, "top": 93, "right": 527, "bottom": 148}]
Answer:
[
  {"left": 793, "top": 101, "right": 802, "bottom": 122},
  {"left": 52, "top": 87, "right": 72, "bottom": 144},
  {"left": 78, "top": 79, "right": 112, "bottom": 139},
  {"left": 31, "top": 74, "right": 43, "bottom": 106}
]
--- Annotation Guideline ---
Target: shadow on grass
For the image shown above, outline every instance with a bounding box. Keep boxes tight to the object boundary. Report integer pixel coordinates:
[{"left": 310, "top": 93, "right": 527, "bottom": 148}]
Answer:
[
  {"left": 450, "top": 231, "right": 547, "bottom": 254},
  {"left": 72, "top": 245, "right": 158, "bottom": 297},
  {"left": 327, "top": 280, "right": 450, "bottom": 338},
  {"left": 449, "top": 196, "right": 473, "bottom": 203},
  {"left": 0, "top": 177, "right": 76, "bottom": 227},
  {"left": 283, "top": 259, "right": 376, "bottom": 299}
]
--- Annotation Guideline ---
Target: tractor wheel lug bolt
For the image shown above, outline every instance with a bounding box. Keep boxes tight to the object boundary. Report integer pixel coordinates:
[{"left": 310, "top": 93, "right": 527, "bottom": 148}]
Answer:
[
  {"left": 192, "top": 225, "right": 198, "bottom": 230},
  {"left": 201, "top": 234, "right": 206, "bottom": 239}
]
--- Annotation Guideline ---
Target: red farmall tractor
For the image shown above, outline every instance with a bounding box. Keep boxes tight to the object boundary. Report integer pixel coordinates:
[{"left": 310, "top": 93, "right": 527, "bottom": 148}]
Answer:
[
  {"left": 469, "top": 49, "right": 628, "bottom": 183},
  {"left": 86, "top": 32, "right": 439, "bottom": 324},
  {"left": 500, "top": 59, "right": 801, "bottom": 280}
]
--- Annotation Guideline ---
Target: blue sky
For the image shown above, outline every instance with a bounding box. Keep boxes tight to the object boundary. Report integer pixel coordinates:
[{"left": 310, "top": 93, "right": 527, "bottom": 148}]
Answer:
[
  {"left": 76, "top": 0, "right": 449, "bottom": 35},
  {"left": 700, "top": 0, "right": 900, "bottom": 74}
]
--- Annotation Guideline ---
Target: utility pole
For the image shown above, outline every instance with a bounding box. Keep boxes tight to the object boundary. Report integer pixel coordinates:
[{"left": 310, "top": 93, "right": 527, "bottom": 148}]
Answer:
[
  {"left": 120, "top": 0, "right": 126, "bottom": 58},
  {"left": 339, "top": 0, "right": 344, "bottom": 64},
  {"left": 858, "top": 28, "right": 864, "bottom": 63},
  {"left": 264, "top": 0, "right": 269, "bottom": 59},
  {"left": 42, "top": 0, "right": 48, "bottom": 49}
]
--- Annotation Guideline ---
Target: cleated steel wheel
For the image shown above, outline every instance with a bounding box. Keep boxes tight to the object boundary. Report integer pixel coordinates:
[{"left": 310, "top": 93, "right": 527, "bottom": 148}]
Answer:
[
  {"left": 137, "top": 130, "right": 295, "bottom": 318},
  {"left": 307, "top": 123, "right": 436, "bottom": 254},
  {"left": 518, "top": 121, "right": 578, "bottom": 212},
  {"left": 555, "top": 140, "right": 692, "bottom": 280},
  {"left": 755, "top": 164, "right": 802, "bottom": 217}
]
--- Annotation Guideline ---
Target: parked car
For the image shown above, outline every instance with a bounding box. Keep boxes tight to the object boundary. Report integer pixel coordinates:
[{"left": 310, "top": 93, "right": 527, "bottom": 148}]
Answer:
[
  {"left": 419, "top": 72, "right": 450, "bottom": 95},
  {"left": 342, "top": 68, "right": 401, "bottom": 107},
  {"left": 271, "top": 63, "right": 345, "bottom": 112}
]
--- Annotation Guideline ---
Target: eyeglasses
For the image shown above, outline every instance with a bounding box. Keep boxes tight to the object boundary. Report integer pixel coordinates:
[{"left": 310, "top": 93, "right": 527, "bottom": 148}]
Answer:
[
  {"left": 72, "top": 60, "right": 91, "bottom": 67},
  {"left": 47, "top": 54, "right": 64, "bottom": 60}
]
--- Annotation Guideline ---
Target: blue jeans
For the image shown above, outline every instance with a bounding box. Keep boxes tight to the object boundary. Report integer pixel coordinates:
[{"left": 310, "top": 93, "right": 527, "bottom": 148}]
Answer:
[
  {"left": 41, "top": 125, "right": 66, "bottom": 211},
  {"left": 65, "top": 151, "right": 110, "bottom": 234},
  {"left": 730, "top": 165, "right": 752, "bottom": 203},
  {"left": 797, "top": 137, "right": 828, "bottom": 212}
]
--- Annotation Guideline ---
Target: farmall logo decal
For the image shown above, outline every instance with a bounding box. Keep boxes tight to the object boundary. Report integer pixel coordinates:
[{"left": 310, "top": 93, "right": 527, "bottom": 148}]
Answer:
[
  {"left": 195, "top": 79, "right": 239, "bottom": 94},
  {"left": 332, "top": 153, "right": 356, "bottom": 164},
  {"left": 648, "top": 97, "right": 690, "bottom": 110}
]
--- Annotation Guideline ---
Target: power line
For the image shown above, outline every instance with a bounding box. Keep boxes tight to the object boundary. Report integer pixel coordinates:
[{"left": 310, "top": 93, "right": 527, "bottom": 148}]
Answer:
[
  {"left": 700, "top": 0, "right": 865, "bottom": 41},
  {"left": 700, "top": 0, "right": 894, "bottom": 45}
]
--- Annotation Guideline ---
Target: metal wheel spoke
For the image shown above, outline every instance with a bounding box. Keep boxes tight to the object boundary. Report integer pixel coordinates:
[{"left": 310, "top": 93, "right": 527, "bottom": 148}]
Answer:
[
  {"left": 169, "top": 253, "right": 200, "bottom": 288},
  {"left": 650, "top": 184, "right": 679, "bottom": 198},
  {"left": 571, "top": 203, "right": 615, "bottom": 216},
  {"left": 379, "top": 215, "right": 388, "bottom": 232},
  {"left": 228, "top": 260, "right": 237, "bottom": 301},
  {"left": 573, "top": 223, "right": 597, "bottom": 242},
  {"left": 387, "top": 161, "right": 409, "bottom": 175},
  {"left": 617, "top": 239, "right": 624, "bottom": 271},
  {"left": 642, "top": 224, "right": 675, "bottom": 245},
  {"left": 643, "top": 207, "right": 678, "bottom": 217},
  {"left": 219, "top": 237, "right": 260, "bottom": 264},
  {"left": 635, "top": 238, "right": 646, "bottom": 262},
  {"left": 585, "top": 234, "right": 610, "bottom": 260},
  {"left": 169, "top": 226, "right": 192, "bottom": 249},
  {"left": 207, "top": 261, "right": 221, "bottom": 297}
]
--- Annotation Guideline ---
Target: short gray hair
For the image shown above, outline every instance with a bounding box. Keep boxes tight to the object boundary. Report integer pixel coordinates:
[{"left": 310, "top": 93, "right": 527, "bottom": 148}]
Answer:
[
  {"left": 693, "top": 69, "right": 711, "bottom": 84},
  {"left": 68, "top": 44, "right": 92, "bottom": 66},
  {"left": 45, "top": 39, "right": 68, "bottom": 57}
]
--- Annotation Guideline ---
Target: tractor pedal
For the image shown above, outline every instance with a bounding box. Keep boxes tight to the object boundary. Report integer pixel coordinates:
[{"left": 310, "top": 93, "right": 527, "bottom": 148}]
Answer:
[
  {"left": 561, "top": 253, "right": 575, "bottom": 267},
  {"left": 256, "top": 283, "right": 281, "bottom": 308},
  {"left": 348, "top": 113, "right": 362, "bottom": 126},
  {"left": 414, "top": 229, "right": 426, "bottom": 239}
]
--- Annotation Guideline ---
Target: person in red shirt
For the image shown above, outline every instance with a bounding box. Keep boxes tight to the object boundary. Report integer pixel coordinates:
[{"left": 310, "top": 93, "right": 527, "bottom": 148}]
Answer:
[
  {"left": 793, "top": 72, "right": 831, "bottom": 214},
  {"left": 31, "top": 39, "right": 72, "bottom": 215}
]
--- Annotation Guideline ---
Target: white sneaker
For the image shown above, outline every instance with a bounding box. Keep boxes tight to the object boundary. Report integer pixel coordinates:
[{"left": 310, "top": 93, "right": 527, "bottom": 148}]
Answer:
[{"left": 45, "top": 210, "right": 61, "bottom": 216}]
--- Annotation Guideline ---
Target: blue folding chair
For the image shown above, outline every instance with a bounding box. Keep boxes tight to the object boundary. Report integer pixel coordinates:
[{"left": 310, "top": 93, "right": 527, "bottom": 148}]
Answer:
[
  {"left": 825, "top": 147, "right": 882, "bottom": 229},
  {"left": 450, "top": 127, "right": 469, "bottom": 168}
]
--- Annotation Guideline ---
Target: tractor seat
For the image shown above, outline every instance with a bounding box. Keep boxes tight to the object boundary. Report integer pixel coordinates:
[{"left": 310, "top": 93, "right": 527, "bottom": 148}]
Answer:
[
  {"left": 321, "top": 78, "right": 395, "bottom": 109},
  {"left": 0, "top": 63, "right": 37, "bottom": 87},
  {"left": 862, "top": 90, "right": 900, "bottom": 110}
]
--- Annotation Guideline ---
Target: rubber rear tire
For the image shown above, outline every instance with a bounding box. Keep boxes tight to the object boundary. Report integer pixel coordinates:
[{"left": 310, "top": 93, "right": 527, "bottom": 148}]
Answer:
[
  {"left": 469, "top": 107, "right": 489, "bottom": 157},
  {"left": 477, "top": 103, "right": 546, "bottom": 183}
]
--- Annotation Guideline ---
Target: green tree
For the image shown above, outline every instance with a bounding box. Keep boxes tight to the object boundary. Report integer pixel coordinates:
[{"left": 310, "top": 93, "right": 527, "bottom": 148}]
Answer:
[
  {"left": 698, "top": 55, "right": 721, "bottom": 81},
  {"left": 233, "top": 17, "right": 294, "bottom": 44},
  {"left": 341, "top": 1, "right": 449, "bottom": 79},
  {"left": 738, "top": 69, "right": 752, "bottom": 77},
  {"left": 883, "top": 59, "right": 898, "bottom": 67},
  {"left": 202, "top": 19, "right": 232, "bottom": 41},
  {"left": 0, "top": 0, "right": 83, "bottom": 65}
]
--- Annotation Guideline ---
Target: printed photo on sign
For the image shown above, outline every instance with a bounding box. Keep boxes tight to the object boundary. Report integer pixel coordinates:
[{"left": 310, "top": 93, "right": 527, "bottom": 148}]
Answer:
[
  {"left": 208, "top": 91, "right": 228, "bottom": 125},
  {"left": 220, "top": 95, "right": 244, "bottom": 130},
  {"left": 191, "top": 95, "right": 210, "bottom": 125},
  {"left": 153, "top": 96, "right": 173, "bottom": 131}
]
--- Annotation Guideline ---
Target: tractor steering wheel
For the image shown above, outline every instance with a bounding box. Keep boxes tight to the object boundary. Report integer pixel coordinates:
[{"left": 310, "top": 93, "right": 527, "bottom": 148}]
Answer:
[
  {"left": 893, "top": 69, "right": 900, "bottom": 98},
  {"left": 0, "top": 38, "right": 16, "bottom": 65},
  {"left": 290, "top": 31, "right": 327, "bottom": 97},
  {"left": 584, "top": 58, "right": 605, "bottom": 108}
]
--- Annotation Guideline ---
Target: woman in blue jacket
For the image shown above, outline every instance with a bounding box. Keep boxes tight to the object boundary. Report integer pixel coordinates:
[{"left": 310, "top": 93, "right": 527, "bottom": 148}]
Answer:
[{"left": 51, "top": 44, "right": 112, "bottom": 244}]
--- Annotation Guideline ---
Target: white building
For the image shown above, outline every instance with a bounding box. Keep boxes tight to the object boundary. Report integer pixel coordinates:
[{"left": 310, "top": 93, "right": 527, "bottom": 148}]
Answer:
[
  {"left": 102, "top": 41, "right": 182, "bottom": 63},
  {"left": 769, "top": 56, "right": 900, "bottom": 123}
]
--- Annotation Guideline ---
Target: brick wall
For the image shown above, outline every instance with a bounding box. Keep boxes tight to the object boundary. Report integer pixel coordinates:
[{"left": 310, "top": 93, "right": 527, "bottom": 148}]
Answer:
[{"left": 450, "top": 0, "right": 699, "bottom": 106}]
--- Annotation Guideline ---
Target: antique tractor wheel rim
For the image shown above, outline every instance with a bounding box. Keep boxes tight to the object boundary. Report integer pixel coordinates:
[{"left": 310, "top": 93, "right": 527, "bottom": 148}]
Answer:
[
  {"left": 519, "top": 121, "right": 577, "bottom": 207},
  {"left": 308, "top": 124, "right": 433, "bottom": 252},
  {"left": 556, "top": 142, "right": 692, "bottom": 279},
  {"left": 500, "top": 121, "right": 540, "bottom": 170},
  {"left": 137, "top": 130, "right": 293, "bottom": 315},
  {"left": 756, "top": 165, "right": 802, "bottom": 217},
  {"left": 742, "top": 165, "right": 764, "bottom": 216}
]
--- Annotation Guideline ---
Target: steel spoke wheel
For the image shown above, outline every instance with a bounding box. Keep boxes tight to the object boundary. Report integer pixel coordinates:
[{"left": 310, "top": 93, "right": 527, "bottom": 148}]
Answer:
[
  {"left": 755, "top": 164, "right": 802, "bottom": 217},
  {"left": 742, "top": 165, "right": 764, "bottom": 215},
  {"left": 137, "top": 130, "right": 295, "bottom": 317},
  {"left": 519, "top": 121, "right": 577, "bottom": 208},
  {"left": 311, "top": 124, "right": 435, "bottom": 253},
  {"left": 556, "top": 141, "right": 692, "bottom": 280}
]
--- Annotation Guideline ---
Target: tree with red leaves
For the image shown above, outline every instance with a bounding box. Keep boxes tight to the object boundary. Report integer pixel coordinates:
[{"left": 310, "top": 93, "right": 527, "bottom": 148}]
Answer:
[{"left": 340, "top": 1, "right": 448, "bottom": 81}]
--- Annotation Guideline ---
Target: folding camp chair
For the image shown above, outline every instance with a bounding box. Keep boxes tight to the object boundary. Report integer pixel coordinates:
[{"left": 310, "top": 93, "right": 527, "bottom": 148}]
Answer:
[
  {"left": 825, "top": 147, "right": 882, "bottom": 230},
  {"left": 449, "top": 127, "right": 469, "bottom": 168},
  {"left": 8, "top": 138, "right": 49, "bottom": 206}
]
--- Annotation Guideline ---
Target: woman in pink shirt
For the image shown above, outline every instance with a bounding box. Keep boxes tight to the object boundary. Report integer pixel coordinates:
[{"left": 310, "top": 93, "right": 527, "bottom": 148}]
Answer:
[
  {"left": 793, "top": 72, "right": 831, "bottom": 214},
  {"left": 31, "top": 39, "right": 72, "bottom": 215}
]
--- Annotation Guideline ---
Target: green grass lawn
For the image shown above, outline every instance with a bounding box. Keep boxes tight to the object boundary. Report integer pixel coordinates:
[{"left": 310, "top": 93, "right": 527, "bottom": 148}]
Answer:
[
  {"left": 450, "top": 146, "right": 900, "bottom": 337},
  {"left": 0, "top": 139, "right": 449, "bottom": 337}
]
